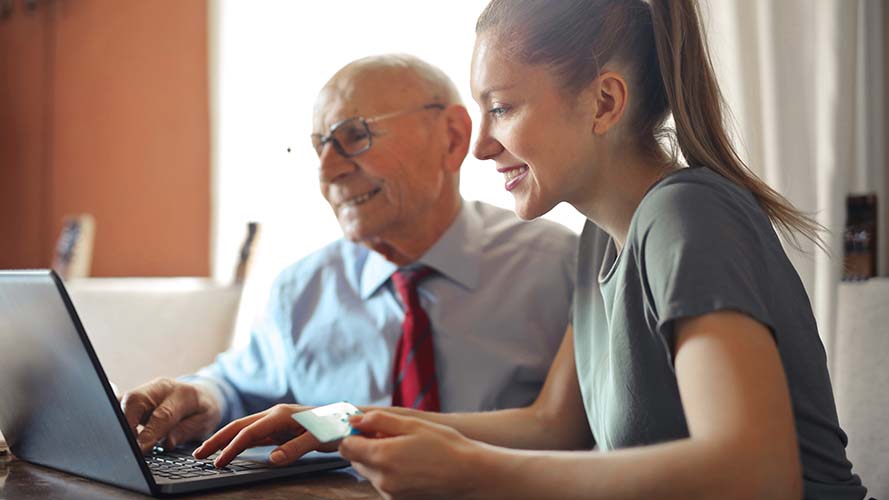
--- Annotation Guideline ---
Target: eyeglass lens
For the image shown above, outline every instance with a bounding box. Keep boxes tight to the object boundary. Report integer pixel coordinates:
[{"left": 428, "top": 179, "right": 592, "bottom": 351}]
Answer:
[{"left": 312, "top": 117, "right": 371, "bottom": 157}]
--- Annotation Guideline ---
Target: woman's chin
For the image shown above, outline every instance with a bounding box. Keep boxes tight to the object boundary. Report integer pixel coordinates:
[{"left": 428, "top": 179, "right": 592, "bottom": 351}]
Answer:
[{"left": 512, "top": 198, "right": 552, "bottom": 221}]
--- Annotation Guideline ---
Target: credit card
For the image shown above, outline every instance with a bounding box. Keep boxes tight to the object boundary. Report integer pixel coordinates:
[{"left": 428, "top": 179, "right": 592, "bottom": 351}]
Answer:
[{"left": 292, "top": 402, "right": 363, "bottom": 443}]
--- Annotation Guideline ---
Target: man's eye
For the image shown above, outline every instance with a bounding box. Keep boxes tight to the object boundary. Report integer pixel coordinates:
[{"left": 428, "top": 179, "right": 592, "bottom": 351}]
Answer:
[{"left": 340, "top": 126, "right": 369, "bottom": 144}]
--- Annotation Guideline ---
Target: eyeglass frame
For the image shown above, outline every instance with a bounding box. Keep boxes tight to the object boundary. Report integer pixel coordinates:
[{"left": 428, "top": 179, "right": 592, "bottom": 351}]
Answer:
[{"left": 310, "top": 103, "right": 446, "bottom": 158}]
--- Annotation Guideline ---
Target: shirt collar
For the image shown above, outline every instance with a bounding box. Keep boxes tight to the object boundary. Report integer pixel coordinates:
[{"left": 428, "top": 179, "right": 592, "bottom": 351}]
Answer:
[{"left": 359, "top": 201, "right": 483, "bottom": 299}]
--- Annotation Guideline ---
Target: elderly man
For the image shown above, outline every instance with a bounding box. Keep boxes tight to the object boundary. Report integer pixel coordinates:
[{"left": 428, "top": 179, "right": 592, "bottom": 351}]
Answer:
[{"left": 121, "top": 54, "right": 577, "bottom": 454}]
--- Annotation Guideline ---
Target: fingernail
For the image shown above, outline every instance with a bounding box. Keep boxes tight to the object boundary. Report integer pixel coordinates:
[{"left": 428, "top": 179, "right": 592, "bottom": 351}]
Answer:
[{"left": 269, "top": 450, "right": 286, "bottom": 464}]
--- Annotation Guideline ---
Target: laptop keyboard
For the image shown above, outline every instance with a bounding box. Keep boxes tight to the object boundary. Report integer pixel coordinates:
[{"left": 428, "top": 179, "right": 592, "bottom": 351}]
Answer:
[{"left": 146, "top": 447, "right": 269, "bottom": 480}]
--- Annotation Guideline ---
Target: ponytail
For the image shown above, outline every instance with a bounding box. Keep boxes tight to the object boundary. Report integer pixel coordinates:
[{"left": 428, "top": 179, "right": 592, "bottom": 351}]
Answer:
[{"left": 648, "top": 0, "right": 824, "bottom": 248}]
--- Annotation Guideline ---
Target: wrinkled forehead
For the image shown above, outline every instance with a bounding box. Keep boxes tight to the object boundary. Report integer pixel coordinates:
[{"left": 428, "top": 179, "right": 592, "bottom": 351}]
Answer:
[{"left": 313, "top": 69, "right": 427, "bottom": 133}]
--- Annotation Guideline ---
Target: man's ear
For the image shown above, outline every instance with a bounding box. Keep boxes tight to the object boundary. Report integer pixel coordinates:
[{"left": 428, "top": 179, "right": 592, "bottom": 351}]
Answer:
[
  {"left": 587, "top": 70, "right": 629, "bottom": 136},
  {"left": 442, "top": 105, "right": 472, "bottom": 173}
]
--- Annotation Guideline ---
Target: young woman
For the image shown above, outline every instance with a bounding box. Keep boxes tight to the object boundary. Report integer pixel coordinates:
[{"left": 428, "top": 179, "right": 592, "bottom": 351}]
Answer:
[{"left": 195, "top": 1, "right": 866, "bottom": 498}]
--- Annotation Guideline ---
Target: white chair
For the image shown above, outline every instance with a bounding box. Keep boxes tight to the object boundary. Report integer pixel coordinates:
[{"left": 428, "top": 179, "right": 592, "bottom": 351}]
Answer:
[
  {"left": 66, "top": 278, "right": 242, "bottom": 393},
  {"left": 832, "top": 278, "right": 889, "bottom": 499}
]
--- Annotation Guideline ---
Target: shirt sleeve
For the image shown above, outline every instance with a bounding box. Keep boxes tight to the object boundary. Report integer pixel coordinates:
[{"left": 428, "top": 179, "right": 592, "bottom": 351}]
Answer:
[
  {"left": 180, "top": 274, "right": 296, "bottom": 425},
  {"left": 634, "top": 180, "right": 775, "bottom": 359}
]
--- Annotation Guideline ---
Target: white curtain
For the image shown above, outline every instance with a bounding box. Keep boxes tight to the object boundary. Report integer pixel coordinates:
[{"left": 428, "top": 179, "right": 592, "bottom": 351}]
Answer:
[{"left": 701, "top": 0, "right": 886, "bottom": 358}]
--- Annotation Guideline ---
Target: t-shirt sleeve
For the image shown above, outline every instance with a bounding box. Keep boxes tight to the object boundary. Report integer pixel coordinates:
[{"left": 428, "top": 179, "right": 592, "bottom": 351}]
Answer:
[{"left": 634, "top": 181, "right": 775, "bottom": 358}]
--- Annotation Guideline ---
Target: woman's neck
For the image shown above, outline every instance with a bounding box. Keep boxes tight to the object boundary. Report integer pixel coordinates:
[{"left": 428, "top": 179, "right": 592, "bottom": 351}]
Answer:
[{"left": 573, "top": 149, "right": 676, "bottom": 252}]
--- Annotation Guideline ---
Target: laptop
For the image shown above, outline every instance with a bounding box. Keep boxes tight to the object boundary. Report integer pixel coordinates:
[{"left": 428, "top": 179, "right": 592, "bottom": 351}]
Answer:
[{"left": 0, "top": 270, "right": 349, "bottom": 495}]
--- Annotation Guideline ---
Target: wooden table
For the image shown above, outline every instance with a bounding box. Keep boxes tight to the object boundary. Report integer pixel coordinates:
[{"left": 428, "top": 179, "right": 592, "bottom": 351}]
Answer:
[{"left": 0, "top": 454, "right": 380, "bottom": 500}]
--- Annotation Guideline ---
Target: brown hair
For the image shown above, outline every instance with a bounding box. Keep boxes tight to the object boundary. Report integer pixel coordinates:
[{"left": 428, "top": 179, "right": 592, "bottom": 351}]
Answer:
[{"left": 477, "top": 0, "right": 823, "bottom": 248}]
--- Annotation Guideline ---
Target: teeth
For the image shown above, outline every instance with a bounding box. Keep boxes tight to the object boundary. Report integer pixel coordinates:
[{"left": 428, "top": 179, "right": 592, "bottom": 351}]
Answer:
[
  {"left": 503, "top": 166, "right": 528, "bottom": 182},
  {"left": 343, "top": 188, "right": 380, "bottom": 207}
]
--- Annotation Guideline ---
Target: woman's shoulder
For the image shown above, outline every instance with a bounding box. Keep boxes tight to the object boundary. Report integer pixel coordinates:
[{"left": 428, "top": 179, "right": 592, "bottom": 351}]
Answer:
[
  {"left": 633, "top": 167, "right": 765, "bottom": 235},
  {"left": 644, "top": 166, "right": 754, "bottom": 208}
]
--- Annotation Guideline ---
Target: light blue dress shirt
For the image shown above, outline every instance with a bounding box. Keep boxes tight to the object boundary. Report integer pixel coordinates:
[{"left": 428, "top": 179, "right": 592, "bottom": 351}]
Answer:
[{"left": 193, "top": 201, "right": 577, "bottom": 421}]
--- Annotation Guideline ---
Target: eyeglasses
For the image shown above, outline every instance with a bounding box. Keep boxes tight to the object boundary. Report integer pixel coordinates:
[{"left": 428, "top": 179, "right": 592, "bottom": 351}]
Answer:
[{"left": 310, "top": 103, "right": 445, "bottom": 158}]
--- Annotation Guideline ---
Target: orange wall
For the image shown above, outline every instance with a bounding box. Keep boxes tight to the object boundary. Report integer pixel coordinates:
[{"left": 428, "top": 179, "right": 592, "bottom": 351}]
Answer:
[
  {"left": 0, "top": 0, "right": 210, "bottom": 276},
  {"left": 0, "top": 2, "right": 51, "bottom": 269}
]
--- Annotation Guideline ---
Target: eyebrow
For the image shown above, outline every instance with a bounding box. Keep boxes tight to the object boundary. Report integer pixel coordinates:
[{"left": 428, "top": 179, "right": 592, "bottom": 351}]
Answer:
[{"left": 479, "top": 83, "right": 517, "bottom": 102}]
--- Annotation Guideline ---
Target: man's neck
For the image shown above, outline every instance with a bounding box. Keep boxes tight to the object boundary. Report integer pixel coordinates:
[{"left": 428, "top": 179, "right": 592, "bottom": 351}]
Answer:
[{"left": 365, "top": 198, "right": 463, "bottom": 266}]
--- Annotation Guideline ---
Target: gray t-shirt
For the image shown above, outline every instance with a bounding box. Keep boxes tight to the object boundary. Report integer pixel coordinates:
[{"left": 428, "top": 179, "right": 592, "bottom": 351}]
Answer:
[{"left": 573, "top": 167, "right": 866, "bottom": 499}]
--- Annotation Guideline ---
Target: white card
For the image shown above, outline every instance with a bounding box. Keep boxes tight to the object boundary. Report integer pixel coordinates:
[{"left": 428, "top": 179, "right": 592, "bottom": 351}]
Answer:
[{"left": 292, "top": 402, "right": 363, "bottom": 443}]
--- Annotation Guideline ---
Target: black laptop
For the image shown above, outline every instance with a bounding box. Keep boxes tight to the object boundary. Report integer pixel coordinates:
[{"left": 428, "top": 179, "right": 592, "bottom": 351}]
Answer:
[{"left": 0, "top": 270, "right": 349, "bottom": 495}]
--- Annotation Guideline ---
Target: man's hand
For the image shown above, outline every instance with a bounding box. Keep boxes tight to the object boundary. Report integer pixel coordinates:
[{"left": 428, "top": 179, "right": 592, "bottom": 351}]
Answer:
[
  {"left": 120, "top": 378, "right": 223, "bottom": 454},
  {"left": 193, "top": 404, "right": 338, "bottom": 468}
]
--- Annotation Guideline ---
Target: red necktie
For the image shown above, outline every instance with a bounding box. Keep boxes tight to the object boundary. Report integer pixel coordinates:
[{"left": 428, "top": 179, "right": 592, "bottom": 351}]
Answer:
[{"left": 390, "top": 266, "right": 440, "bottom": 412}]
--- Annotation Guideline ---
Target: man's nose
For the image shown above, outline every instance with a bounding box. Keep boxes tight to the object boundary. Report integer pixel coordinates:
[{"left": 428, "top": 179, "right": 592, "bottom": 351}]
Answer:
[{"left": 318, "top": 142, "right": 355, "bottom": 183}]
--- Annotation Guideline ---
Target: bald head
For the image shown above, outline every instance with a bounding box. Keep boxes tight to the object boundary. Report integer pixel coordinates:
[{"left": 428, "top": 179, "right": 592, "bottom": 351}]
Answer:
[
  {"left": 336, "top": 54, "right": 461, "bottom": 103},
  {"left": 314, "top": 54, "right": 461, "bottom": 129}
]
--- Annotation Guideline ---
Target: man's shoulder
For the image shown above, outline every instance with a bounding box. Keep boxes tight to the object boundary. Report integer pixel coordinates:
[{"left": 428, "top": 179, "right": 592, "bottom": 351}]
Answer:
[{"left": 469, "top": 200, "right": 578, "bottom": 254}]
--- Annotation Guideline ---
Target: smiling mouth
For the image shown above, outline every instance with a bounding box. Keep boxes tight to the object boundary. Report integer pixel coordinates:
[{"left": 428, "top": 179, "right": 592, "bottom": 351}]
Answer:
[
  {"left": 497, "top": 164, "right": 529, "bottom": 191},
  {"left": 502, "top": 165, "right": 528, "bottom": 182},
  {"left": 341, "top": 187, "right": 382, "bottom": 207}
]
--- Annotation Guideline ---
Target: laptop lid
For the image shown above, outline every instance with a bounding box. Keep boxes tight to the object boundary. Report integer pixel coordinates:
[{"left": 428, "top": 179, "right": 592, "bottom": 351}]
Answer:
[
  {"left": 0, "top": 270, "right": 155, "bottom": 494},
  {"left": 0, "top": 270, "right": 348, "bottom": 496}
]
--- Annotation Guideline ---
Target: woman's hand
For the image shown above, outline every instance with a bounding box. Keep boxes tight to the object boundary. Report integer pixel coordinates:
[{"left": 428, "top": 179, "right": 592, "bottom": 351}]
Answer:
[
  {"left": 192, "top": 404, "right": 337, "bottom": 467},
  {"left": 340, "top": 411, "right": 490, "bottom": 500}
]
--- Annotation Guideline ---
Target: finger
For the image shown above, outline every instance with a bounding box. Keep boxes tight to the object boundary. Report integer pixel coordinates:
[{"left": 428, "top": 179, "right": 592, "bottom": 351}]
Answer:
[
  {"left": 350, "top": 461, "right": 384, "bottom": 488},
  {"left": 268, "top": 433, "right": 322, "bottom": 466},
  {"left": 213, "top": 413, "right": 303, "bottom": 468},
  {"left": 193, "top": 412, "right": 266, "bottom": 458},
  {"left": 138, "top": 395, "right": 194, "bottom": 453},
  {"left": 165, "top": 413, "right": 212, "bottom": 449},
  {"left": 120, "top": 379, "right": 176, "bottom": 440},
  {"left": 338, "top": 435, "right": 383, "bottom": 466},
  {"left": 349, "top": 411, "right": 417, "bottom": 438},
  {"left": 120, "top": 392, "right": 155, "bottom": 436}
]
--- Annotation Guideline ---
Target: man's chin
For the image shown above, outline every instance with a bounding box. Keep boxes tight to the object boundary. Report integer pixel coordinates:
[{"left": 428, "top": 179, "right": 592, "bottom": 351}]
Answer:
[
  {"left": 357, "top": 238, "right": 411, "bottom": 266},
  {"left": 338, "top": 221, "right": 410, "bottom": 263},
  {"left": 338, "top": 218, "right": 373, "bottom": 243},
  {"left": 341, "top": 226, "right": 386, "bottom": 252}
]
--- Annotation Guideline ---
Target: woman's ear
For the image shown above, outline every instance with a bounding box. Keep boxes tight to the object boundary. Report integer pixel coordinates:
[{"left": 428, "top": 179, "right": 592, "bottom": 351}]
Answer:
[
  {"left": 588, "top": 71, "right": 629, "bottom": 136},
  {"left": 442, "top": 105, "right": 472, "bottom": 173}
]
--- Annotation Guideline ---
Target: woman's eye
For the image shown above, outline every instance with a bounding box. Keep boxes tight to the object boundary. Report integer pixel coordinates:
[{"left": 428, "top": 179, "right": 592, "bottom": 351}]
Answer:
[{"left": 488, "top": 106, "right": 509, "bottom": 117}]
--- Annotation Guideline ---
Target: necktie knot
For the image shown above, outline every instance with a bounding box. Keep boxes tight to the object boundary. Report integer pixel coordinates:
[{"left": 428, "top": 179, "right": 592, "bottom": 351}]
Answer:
[
  {"left": 391, "top": 266, "right": 435, "bottom": 306},
  {"left": 392, "top": 265, "right": 434, "bottom": 289}
]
